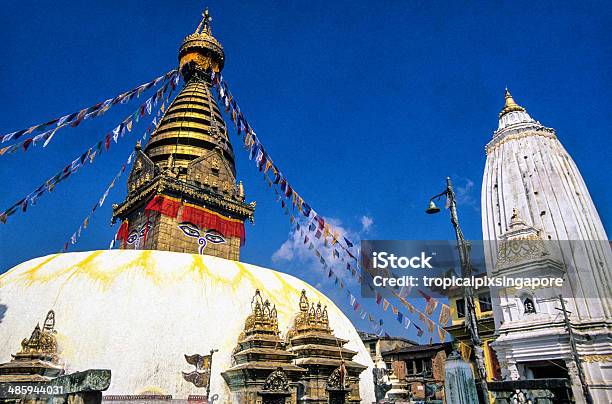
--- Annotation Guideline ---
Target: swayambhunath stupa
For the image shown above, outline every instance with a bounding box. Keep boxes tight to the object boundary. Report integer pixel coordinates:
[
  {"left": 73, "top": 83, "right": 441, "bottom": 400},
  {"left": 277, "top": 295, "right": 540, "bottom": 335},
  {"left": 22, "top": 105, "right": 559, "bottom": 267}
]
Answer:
[
  {"left": 0, "top": 8, "right": 375, "bottom": 404},
  {"left": 3, "top": 3, "right": 611, "bottom": 404}
]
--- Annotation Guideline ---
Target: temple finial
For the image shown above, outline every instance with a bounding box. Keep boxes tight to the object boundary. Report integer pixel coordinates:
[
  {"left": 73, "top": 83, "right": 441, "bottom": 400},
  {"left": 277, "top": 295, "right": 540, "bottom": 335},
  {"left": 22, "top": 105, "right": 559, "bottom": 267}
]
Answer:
[
  {"left": 195, "top": 7, "right": 213, "bottom": 35},
  {"left": 499, "top": 87, "right": 526, "bottom": 117}
]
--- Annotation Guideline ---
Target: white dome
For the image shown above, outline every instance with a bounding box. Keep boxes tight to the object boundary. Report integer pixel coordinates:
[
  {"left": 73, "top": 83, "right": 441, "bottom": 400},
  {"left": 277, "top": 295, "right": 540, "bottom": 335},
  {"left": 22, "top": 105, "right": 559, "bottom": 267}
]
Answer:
[{"left": 0, "top": 250, "right": 375, "bottom": 402}]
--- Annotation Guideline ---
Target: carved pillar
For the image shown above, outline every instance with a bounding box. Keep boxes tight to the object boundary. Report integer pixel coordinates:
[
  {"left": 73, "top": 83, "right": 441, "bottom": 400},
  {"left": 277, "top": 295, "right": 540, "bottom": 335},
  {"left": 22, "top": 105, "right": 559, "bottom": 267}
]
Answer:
[
  {"left": 506, "top": 360, "right": 520, "bottom": 381},
  {"left": 565, "top": 359, "right": 587, "bottom": 404}
]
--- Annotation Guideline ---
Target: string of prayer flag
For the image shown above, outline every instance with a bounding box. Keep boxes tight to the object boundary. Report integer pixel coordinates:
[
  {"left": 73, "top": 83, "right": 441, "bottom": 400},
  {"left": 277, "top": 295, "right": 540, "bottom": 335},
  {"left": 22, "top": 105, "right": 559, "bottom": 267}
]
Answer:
[
  {"left": 60, "top": 76, "right": 179, "bottom": 251},
  {"left": 0, "top": 70, "right": 177, "bottom": 145},
  {"left": 0, "top": 75, "right": 179, "bottom": 224},
  {"left": 0, "top": 72, "right": 179, "bottom": 156},
  {"left": 212, "top": 71, "right": 452, "bottom": 341},
  {"left": 61, "top": 149, "right": 135, "bottom": 253}
]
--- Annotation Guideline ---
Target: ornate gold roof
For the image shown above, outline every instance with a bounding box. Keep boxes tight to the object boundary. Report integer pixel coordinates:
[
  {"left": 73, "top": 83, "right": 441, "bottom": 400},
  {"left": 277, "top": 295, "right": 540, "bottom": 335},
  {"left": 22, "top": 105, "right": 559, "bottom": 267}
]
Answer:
[
  {"left": 0, "top": 310, "right": 64, "bottom": 382},
  {"left": 286, "top": 290, "right": 331, "bottom": 339},
  {"left": 16, "top": 310, "right": 59, "bottom": 361},
  {"left": 240, "top": 289, "right": 280, "bottom": 340},
  {"left": 143, "top": 79, "right": 233, "bottom": 172},
  {"left": 141, "top": 8, "right": 234, "bottom": 181},
  {"left": 499, "top": 88, "right": 526, "bottom": 117}
]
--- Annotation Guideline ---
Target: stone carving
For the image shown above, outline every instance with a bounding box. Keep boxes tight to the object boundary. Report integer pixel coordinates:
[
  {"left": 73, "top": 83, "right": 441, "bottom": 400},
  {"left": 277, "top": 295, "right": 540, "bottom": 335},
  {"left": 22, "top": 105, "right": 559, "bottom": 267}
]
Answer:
[
  {"left": 327, "top": 365, "right": 348, "bottom": 390},
  {"left": 523, "top": 297, "right": 536, "bottom": 314},
  {"left": 262, "top": 368, "right": 289, "bottom": 392},
  {"left": 495, "top": 208, "right": 547, "bottom": 270},
  {"left": 583, "top": 354, "right": 612, "bottom": 363}
]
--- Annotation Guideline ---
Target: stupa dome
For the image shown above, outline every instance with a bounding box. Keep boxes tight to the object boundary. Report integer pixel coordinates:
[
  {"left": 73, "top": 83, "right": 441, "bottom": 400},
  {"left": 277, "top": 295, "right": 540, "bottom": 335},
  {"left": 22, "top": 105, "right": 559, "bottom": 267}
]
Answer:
[{"left": 0, "top": 250, "right": 375, "bottom": 402}]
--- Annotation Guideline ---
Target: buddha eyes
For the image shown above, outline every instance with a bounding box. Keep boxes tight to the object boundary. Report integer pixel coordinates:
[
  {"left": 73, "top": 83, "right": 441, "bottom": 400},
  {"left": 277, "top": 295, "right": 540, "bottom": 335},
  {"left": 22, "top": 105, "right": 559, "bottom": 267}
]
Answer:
[
  {"left": 127, "top": 231, "right": 139, "bottom": 244},
  {"left": 126, "top": 223, "right": 150, "bottom": 245},
  {"left": 179, "top": 224, "right": 201, "bottom": 238},
  {"left": 205, "top": 233, "right": 225, "bottom": 244},
  {"left": 138, "top": 225, "right": 148, "bottom": 237},
  {"left": 178, "top": 223, "right": 226, "bottom": 247}
]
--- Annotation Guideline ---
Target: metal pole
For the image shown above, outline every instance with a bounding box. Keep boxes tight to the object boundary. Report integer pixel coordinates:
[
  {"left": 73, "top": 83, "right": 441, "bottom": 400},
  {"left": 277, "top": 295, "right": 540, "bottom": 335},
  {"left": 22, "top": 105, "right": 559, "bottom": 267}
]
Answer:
[
  {"left": 445, "top": 177, "right": 490, "bottom": 404},
  {"left": 206, "top": 349, "right": 218, "bottom": 400},
  {"left": 558, "top": 295, "right": 593, "bottom": 404}
]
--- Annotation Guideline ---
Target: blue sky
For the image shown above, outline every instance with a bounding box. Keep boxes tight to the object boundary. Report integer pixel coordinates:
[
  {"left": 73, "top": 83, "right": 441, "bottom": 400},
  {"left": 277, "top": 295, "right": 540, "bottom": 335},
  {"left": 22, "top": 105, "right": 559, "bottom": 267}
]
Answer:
[{"left": 1, "top": 1, "right": 610, "bottom": 340}]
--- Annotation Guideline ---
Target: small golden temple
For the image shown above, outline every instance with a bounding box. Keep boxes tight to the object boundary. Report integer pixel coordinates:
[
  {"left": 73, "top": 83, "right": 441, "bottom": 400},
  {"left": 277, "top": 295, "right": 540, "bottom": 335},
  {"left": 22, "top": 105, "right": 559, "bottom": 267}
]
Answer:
[
  {"left": 222, "top": 290, "right": 366, "bottom": 403},
  {"left": 0, "top": 311, "right": 63, "bottom": 383}
]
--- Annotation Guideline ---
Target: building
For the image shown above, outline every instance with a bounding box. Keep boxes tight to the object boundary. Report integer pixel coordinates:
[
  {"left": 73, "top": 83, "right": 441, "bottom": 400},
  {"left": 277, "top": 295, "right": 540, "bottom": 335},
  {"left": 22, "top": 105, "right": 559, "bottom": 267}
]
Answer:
[
  {"left": 358, "top": 332, "right": 453, "bottom": 402},
  {"left": 358, "top": 332, "right": 418, "bottom": 368},
  {"left": 111, "top": 9, "right": 255, "bottom": 261},
  {"left": 382, "top": 343, "right": 452, "bottom": 402},
  {"left": 481, "top": 90, "right": 612, "bottom": 402},
  {"left": 445, "top": 272, "right": 501, "bottom": 386},
  {"left": 358, "top": 332, "right": 419, "bottom": 401},
  {"left": 0, "top": 9, "right": 376, "bottom": 404}
]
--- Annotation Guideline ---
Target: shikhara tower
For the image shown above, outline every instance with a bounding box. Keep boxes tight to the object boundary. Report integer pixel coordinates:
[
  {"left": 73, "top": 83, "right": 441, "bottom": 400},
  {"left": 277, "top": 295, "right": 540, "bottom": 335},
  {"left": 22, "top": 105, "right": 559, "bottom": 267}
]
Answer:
[
  {"left": 112, "top": 10, "right": 255, "bottom": 260},
  {"left": 482, "top": 90, "right": 612, "bottom": 402}
]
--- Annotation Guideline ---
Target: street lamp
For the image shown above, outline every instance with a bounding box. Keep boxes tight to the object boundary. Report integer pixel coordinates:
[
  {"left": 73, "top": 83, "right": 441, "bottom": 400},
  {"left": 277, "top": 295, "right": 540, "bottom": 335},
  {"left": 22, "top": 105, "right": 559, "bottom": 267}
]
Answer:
[{"left": 426, "top": 176, "right": 490, "bottom": 404}]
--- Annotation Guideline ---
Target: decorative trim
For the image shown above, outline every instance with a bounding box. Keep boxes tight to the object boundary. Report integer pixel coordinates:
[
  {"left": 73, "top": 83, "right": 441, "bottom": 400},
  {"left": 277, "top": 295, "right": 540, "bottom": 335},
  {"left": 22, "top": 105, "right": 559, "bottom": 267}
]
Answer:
[
  {"left": 486, "top": 129, "right": 556, "bottom": 155},
  {"left": 582, "top": 354, "right": 612, "bottom": 363},
  {"left": 113, "top": 174, "right": 255, "bottom": 222}
]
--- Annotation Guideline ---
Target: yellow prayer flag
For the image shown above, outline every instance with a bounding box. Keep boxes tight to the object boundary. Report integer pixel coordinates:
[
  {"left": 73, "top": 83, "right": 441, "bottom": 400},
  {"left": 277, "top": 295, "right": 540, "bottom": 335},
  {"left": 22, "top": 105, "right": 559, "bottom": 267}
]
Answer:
[
  {"left": 439, "top": 304, "right": 452, "bottom": 326},
  {"left": 438, "top": 326, "right": 446, "bottom": 342}
]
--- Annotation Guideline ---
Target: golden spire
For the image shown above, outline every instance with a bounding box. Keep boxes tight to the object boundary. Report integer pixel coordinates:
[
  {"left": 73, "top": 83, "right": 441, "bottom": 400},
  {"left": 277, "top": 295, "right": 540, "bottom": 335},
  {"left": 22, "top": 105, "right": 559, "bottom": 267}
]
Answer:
[
  {"left": 499, "top": 88, "right": 526, "bottom": 118},
  {"left": 179, "top": 7, "right": 225, "bottom": 80},
  {"left": 240, "top": 290, "right": 279, "bottom": 339},
  {"left": 288, "top": 290, "right": 331, "bottom": 336},
  {"left": 194, "top": 8, "right": 213, "bottom": 35}
]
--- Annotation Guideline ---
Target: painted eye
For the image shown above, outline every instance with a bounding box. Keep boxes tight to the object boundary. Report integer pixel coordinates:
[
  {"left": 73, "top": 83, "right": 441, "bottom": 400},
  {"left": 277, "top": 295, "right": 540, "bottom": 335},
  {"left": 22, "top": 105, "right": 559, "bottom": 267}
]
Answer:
[
  {"left": 179, "top": 224, "right": 200, "bottom": 238},
  {"left": 138, "top": 224, "right": 148, "bottom": 237},
  {"left": 179, "top": 223, "right": 200, "bottom": 238},
  {"left": 205, "top": 233, "right": 226, "bottom": 244},
  {"left": 126, "top": 231, "right": 138, "bottom": 244}
]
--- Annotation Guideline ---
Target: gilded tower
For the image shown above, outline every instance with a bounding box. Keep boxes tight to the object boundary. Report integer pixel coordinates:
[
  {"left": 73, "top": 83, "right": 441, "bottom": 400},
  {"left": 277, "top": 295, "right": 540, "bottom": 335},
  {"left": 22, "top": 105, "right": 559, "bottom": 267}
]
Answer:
[{"left": 112, "top": 10, "right": 255, "bottom": 261}]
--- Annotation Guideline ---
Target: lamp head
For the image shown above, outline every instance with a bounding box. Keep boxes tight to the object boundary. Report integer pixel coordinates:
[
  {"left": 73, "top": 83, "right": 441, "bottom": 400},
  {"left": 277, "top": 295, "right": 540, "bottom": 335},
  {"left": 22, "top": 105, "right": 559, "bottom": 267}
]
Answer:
[{"left": 426, "top": 200, "right": 441, "bottom": 214}]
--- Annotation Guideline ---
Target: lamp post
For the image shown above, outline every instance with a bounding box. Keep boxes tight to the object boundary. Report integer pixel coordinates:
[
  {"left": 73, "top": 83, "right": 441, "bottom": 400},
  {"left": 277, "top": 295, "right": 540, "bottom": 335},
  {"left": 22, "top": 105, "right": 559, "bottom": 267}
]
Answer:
[{"left": 426, "top": 176, "right": 490, "bottom": 403}]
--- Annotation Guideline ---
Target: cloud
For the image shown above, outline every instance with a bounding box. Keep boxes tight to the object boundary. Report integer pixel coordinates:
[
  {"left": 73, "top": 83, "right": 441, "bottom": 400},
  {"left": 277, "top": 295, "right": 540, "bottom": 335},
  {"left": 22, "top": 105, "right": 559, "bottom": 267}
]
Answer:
[
  {"left": 271, "top": 215, "right": 372, "bottom": 287},
  {"left": 360, "top": 215, "right": 374, "bottom": 233},
  {"left": 455, "top": 177, "right": 477, "bottom": 209},
  {"left": 271, "top": 240, "right": 294, "bottom": 262}
]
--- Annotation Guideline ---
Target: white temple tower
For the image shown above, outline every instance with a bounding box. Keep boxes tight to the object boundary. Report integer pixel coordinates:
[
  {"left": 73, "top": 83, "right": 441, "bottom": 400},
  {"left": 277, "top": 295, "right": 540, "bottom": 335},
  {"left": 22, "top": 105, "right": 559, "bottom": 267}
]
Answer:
[{"left": 481, "top": 90, "right": 612, "bottom": 403}]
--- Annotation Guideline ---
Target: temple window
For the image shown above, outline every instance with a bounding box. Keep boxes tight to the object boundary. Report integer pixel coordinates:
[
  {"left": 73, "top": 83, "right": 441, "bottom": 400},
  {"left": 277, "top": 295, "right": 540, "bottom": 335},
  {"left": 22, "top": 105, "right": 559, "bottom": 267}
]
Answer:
[
  {"left": 478, "top": 293, "right": 493, "bottom": 312},
  {"left": 455, "top": 298, "right": 466, "bottom": 318},
  {"left": 523, "top": 297, "right": 536, "bottom": 314}
]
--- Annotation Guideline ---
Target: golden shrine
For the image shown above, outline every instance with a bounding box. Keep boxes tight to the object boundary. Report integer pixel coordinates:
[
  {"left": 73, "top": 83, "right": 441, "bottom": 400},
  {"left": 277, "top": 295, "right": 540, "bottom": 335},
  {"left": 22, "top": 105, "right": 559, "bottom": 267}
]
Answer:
[
  {"left": 0, "top": 311, "right": 64, "bottom": 383},
  {"left": 222, "top": 290, "right": 367, "bottom": 404}
]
